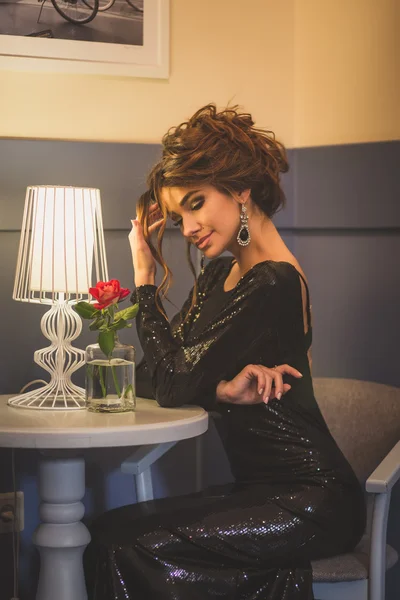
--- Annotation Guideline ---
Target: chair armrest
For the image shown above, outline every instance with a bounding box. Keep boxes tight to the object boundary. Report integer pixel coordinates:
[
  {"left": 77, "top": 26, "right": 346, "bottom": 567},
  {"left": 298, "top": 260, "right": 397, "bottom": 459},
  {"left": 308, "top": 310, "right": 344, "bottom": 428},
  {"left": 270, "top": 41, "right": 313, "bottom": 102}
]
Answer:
[{"left": 366, "top": 440, "right": 400, "bottom": 493}]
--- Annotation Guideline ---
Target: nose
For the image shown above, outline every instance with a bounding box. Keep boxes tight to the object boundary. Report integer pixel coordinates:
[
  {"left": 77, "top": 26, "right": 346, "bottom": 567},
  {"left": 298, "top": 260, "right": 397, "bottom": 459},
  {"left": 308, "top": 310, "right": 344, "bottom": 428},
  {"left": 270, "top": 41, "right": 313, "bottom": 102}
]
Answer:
[{"left": 182, "top": 215, "right": 202, "bottom": 240}]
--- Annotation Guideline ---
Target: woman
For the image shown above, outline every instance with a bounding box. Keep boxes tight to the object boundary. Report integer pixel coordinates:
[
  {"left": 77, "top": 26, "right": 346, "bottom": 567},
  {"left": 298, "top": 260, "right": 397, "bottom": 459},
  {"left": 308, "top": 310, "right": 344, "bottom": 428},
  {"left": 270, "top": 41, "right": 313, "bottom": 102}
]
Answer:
[{"left": 85, "top": 105, "right": 366, "bottom": 599}]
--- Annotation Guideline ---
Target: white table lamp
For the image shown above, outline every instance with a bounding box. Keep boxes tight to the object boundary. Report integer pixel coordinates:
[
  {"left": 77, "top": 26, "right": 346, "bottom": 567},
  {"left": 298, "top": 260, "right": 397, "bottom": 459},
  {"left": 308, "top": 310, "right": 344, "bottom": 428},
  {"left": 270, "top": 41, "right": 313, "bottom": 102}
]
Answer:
[{"left": 9, "top": 186, "right": 109, "bottom": 410}]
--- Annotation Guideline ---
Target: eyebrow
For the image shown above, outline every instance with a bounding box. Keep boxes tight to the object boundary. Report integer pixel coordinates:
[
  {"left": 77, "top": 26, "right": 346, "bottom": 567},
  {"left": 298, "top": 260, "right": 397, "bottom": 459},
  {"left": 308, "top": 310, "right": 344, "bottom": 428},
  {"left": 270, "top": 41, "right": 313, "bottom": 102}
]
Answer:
[
  {"left": 168, "top": 189, "right": 201, "bottom": 217},
  {"left": 180, "top": 189, "right": 201, "bottom": 207}
]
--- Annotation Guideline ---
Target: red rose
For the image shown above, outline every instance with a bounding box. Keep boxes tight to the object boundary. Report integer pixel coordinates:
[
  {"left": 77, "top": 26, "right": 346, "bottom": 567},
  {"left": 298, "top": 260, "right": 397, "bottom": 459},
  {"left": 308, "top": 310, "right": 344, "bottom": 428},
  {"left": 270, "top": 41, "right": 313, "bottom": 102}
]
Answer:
[{"left": 89, "top": 279, "right": 130, "bottom": 309}]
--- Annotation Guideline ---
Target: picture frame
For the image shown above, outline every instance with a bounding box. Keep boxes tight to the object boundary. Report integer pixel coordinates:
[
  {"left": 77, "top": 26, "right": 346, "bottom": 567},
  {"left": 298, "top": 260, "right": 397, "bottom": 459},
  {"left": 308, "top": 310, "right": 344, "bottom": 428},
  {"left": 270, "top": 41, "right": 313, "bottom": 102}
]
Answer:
[{"left": 0, "top": 0, "right": 169, "bottom": 78}]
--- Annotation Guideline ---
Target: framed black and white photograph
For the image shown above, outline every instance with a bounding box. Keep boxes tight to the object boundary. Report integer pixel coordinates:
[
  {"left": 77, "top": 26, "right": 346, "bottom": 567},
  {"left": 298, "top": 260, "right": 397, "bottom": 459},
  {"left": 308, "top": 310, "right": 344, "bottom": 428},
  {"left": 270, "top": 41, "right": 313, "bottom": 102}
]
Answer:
[{"left": 0, "top": 0, "right": 169, "bottom": 77}]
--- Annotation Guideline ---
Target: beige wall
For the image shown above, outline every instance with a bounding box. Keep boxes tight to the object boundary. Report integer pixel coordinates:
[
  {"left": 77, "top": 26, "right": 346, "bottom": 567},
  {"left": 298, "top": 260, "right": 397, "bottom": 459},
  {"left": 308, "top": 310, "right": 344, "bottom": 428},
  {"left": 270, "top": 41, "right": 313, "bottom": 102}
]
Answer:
[
  {"left": 293, "top": 0, "right": 400, "bottom": 147},
  {"left": 0, "top": 0, "right": 398, "bottom": 147},
  {"left": 0, "top": 0, "right": 295, "bottom": 145}
]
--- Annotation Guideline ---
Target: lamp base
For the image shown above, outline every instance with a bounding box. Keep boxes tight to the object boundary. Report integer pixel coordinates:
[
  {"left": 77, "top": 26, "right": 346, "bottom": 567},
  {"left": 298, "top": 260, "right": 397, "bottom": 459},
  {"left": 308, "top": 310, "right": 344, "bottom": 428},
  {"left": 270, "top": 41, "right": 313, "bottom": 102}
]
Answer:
[
  {"left": 8, "top": 383, "right": 86, "bottom": 410},
  {"left": 8, "top": 300, "right": 87, "bottom": 410}
]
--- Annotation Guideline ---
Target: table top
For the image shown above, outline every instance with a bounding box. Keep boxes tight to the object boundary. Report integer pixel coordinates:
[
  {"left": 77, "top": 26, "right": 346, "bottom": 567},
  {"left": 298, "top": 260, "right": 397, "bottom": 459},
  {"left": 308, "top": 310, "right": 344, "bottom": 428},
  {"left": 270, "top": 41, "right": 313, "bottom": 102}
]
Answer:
[{"left": 0, "top": 396, "right": 208, "bottom": 449}]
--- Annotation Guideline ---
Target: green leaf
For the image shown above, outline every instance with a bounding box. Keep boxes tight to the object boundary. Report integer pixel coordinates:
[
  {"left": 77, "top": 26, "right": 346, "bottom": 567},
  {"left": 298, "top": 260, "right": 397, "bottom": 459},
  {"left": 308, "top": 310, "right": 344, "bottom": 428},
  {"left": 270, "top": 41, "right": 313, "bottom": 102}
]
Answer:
[
  {"left": 109, "top": 318, "right": 128, "bottom": 331},
  {"left": 114, "top": 304, "right": 139, "bottom": 322},
  {"left": 73, "top": 302, "right": 98, "bottom": 319},
  {"left": 89, "top": 317, "right": 106, "bottom": 331},
  {"left": 98, "top": 330, "right": 115, "bottom": 358}
]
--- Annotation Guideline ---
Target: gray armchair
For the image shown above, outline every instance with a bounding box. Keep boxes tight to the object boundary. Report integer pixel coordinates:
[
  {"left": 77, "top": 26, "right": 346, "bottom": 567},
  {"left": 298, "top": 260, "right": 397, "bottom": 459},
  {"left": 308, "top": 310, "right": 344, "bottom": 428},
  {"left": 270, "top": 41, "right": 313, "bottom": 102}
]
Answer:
[{"left": 311, "top": 377, "right": 400, "bottom": 600}]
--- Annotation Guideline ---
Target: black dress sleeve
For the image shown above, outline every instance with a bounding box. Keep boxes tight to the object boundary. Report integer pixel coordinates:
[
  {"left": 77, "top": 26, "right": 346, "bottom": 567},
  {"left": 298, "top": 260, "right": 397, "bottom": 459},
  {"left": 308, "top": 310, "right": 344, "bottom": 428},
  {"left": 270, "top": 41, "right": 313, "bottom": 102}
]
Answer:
[
  {"left": 134, "top": 284, "right": 195, "bottom": 400},
  {"left": 135, "top": 359, "right": 154, "bottom": 400},
  {"left": 134, "top": 271, "right": 281, "bottom": 410}
]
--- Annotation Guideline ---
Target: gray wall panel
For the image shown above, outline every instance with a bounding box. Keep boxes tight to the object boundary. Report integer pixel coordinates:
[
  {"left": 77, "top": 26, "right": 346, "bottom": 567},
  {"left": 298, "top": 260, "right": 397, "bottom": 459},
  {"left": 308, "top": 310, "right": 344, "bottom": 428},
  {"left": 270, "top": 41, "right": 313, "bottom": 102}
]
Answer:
[
  {"left": 0, "top": 140, "right": 161, "bottom": 230},
  {"left": 0, "top": 140, "right": 295, "bottom": 231},
  {"left": 294, "top": 141, "right": 400, "bottom": 228},
  {"left": 294, "top": 231, "right": 400, "bottom": 386}
]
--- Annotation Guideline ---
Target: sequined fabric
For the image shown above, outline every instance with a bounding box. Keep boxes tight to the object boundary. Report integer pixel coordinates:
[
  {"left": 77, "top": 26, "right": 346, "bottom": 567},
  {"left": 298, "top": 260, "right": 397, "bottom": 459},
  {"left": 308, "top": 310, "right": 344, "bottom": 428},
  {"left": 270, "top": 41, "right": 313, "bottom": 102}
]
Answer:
[{"left": 85, "top": 257, "right": 366, "bottom": 600}]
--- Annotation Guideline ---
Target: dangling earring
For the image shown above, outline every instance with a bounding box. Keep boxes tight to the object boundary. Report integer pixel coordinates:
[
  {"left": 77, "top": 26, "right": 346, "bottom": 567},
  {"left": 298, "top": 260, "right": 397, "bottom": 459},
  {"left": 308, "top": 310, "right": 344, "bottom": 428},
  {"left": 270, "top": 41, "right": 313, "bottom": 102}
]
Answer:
[
  {"left": 237, "top": 203, "right": 251, "bottom": 246},
  {"left": 200, "top": 253, "right": 205, "bottom": 275}
]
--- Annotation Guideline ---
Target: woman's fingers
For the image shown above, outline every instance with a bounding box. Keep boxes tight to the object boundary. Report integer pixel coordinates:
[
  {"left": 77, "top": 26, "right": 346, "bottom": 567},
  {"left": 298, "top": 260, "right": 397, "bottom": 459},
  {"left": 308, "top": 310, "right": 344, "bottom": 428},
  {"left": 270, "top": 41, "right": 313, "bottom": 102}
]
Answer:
[
  {"left": 231, "top": 364, "right": 294, "bottom": 406},
  {"left": 149, "top": 202, "right": 163, "bottom": 216},
  {"left": 139, "top": 204, "right": 164, "bottom": 234},
  {"left": 148, "top": 219, "right": 164, "bottom": 235},
  {"left": 245, "top": 364, "right": 296, "bottom": 405},
  {"left": 270, "top": 381, "right": 292, "bottom": 400},
  {"left": 257, "top": 366, "right": 274, "bottom": 404},
  {"left": 271, "top": 369, "right": 284, "bottom": 400},
  {"left": 252, "top": 365, "right": 284, "bottom": 403},
  {"left": 132, "top": 217, "right": 161, "bottom": 246},
  {"left": 149, "top": 201, "right": 159, "bottom": 212},
  {"left": 274, "top": 364, "right": 303, "bottom": 378},
  {"left": 250, "top": 365, "right": 271, "bottom": 403},
  {"left": 257, "top": 366, "right": 293, "bottom": 403},
  {"left": 259, "top": 369, "right": 270, "bottom": 403},
  {"left": 244, "top": 365, "right": 270, "bottom": 404}
]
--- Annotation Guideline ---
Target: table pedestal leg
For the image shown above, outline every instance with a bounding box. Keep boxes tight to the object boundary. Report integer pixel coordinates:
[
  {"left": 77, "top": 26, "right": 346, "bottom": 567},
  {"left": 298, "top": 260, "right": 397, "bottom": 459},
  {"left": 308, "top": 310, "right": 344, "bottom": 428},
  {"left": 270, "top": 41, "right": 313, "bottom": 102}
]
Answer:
[
  {"left": 121, "top": 442, "right": 177, "bottom": 502},
  {"left": 33, "top": 455, "right": 91, "bottom": 600}
]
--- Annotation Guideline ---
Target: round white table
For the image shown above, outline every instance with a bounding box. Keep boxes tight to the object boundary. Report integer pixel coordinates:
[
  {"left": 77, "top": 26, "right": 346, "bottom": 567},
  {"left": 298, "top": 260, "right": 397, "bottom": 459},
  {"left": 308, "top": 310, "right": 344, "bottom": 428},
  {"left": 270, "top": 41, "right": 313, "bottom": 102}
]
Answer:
[{"left": 0, "top": 395, "right": 208, "bottom": 600}]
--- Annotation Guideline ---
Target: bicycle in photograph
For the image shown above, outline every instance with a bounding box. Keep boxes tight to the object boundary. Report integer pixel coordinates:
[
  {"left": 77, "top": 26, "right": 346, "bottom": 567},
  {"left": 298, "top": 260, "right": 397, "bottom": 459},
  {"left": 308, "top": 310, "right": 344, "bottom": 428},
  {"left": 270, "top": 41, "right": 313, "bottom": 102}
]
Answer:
[
  {"left": 37, "top": 0, "right": 98, "bottom": 25},
  {"left": 37, "top": 0, "right": 142, "bottom": 25},
  {"left": 84, "top": 0, "right": 143, "bottom": 14}
]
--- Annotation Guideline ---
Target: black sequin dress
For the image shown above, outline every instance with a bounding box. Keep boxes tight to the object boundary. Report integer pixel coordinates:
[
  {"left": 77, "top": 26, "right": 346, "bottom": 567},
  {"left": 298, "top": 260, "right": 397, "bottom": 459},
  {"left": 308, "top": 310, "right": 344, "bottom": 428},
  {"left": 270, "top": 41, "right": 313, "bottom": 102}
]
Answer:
[{"left": 85, "top": 257, "right": 366, "bottom": 600}]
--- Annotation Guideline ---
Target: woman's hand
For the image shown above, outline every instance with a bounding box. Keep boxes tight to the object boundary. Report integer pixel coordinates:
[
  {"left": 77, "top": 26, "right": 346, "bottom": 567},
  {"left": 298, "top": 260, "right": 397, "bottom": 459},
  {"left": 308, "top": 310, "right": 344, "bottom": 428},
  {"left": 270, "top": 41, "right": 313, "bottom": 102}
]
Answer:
[
  {"left": 216, "top": 364, "right": 303, "bottom": 405},
  {"left": 129, "top": 203, "right": 163, "bottom": 286}
]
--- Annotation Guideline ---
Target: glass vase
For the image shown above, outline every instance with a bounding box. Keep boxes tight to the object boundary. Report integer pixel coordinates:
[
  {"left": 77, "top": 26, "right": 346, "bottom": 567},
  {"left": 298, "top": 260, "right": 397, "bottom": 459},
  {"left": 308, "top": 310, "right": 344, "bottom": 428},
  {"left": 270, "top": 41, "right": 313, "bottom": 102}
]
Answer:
[{"left": 85, "top": 340, "right": 136, "bottom": 413}]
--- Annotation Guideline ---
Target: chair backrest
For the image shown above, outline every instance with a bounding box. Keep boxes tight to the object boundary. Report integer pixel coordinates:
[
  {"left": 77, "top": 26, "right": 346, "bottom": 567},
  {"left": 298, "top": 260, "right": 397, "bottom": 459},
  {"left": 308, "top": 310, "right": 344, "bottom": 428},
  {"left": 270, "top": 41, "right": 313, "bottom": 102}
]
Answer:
[{"left": 313, "top": 378, "right": 400, "bottom": 483}]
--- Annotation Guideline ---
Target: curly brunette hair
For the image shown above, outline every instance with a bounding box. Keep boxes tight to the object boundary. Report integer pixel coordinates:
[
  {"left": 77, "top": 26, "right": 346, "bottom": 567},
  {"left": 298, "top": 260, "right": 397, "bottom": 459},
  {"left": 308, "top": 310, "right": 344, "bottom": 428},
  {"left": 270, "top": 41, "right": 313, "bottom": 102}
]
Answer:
[{"left": 136, "top": 103, "right": 289, "bottom": 321}]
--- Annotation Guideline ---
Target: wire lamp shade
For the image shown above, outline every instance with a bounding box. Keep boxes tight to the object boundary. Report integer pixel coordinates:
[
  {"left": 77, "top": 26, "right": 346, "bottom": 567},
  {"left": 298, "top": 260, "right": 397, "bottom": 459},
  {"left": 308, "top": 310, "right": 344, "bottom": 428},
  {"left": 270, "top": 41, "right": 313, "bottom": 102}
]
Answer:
[{"left": 9, "top": 186, "right": 109, "bottom": 410}]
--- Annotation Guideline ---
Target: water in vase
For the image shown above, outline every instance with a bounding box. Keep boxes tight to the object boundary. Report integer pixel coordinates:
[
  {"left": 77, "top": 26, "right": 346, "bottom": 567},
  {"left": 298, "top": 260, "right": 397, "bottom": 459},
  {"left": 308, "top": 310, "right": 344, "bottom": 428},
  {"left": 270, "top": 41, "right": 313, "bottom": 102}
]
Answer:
[{"left": 85, "top": 343, "right": 136, "bottom": 412}]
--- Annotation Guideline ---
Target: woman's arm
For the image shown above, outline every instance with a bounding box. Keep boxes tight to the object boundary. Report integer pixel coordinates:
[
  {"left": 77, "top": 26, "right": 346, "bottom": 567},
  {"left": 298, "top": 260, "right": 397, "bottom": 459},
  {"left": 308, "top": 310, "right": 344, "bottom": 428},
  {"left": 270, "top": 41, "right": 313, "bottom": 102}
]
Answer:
[{"left": 134, "top": 285, "right": 195, "bottom": 400}]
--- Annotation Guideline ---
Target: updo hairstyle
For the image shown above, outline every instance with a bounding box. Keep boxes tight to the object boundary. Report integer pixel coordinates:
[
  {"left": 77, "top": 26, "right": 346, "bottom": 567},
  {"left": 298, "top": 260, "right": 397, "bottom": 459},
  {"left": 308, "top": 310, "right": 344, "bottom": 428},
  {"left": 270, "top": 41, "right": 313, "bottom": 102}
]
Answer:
[{"left": 136, "top": 104, "right": 289, "bottom": 321}]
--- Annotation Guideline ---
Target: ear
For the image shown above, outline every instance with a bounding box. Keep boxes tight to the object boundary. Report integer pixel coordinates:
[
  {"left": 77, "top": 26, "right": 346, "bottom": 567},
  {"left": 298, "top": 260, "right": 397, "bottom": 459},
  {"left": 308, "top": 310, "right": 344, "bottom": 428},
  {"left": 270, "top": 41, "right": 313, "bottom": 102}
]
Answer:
[{"left": 238, "top": 189, "right": 251, "bottom": 204}]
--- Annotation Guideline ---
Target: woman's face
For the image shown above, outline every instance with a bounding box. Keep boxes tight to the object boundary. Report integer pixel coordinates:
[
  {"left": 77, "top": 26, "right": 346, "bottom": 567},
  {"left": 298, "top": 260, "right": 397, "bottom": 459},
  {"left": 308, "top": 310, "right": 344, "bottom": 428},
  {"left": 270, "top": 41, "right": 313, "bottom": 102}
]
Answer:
[{"left": 160, "top": 185, "right": 246, "bottom": 257}]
